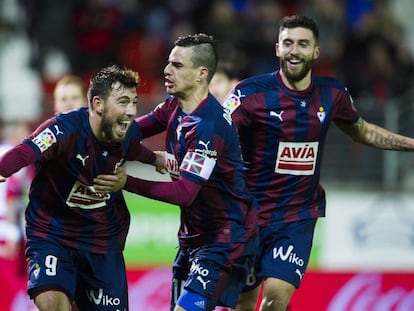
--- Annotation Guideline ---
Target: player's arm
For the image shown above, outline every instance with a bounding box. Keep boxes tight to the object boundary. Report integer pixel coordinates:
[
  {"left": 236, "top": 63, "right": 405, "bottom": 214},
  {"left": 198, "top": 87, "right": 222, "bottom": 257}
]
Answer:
[
  {"left": 335, "top": 117, "right": 414, "bottom": 151},
  {"left": 93, "top": 167, "right": 201, "bottom": 207},
  {"left": 0, "top": 143, "right": 37, "bottom": 178}
]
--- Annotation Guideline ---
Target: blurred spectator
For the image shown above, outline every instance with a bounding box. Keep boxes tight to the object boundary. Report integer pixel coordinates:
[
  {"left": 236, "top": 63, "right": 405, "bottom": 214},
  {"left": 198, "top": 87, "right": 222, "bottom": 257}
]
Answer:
[
  {"left": 24, "top": 0, "right": 77, "bottom": 76},
  {"left": 0, "top": 121, "right": 33, "bottom": 278},
  {"left": 389, "top": 0, "right": 414, "bottom": 57},
  {"left": 239, "top": 1, "right": 283, "bottom": 75},
  {"left": 72, "top": 0, "right": 124, "bottom": 76},
  {"left": 53, "top": 75, "right": 87, "bottom": 114},
  {"left": 0, "top": 0, "right": 42, "bottom": 122},
  {"left": 210, "top": 61, "right": 241, "bottom": 103},
  {"left": 300, "top": 0, "right": 347, "bottom": 77},
  {"left": 340, "top": 0, "right": 414, "bottom": 103}
]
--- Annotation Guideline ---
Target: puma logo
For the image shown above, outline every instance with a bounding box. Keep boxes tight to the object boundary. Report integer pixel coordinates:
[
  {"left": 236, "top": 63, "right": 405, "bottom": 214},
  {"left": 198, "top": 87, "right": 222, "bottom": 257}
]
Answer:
[
  {"left": 270, "top": 110, "right": 284, "bottom": 121},
  {"left": 76, "top": 154, "right": 89, "bottom": 166},
  {"left": 198, "top": 140, "right": 210, "bottom": 150},
  {"left": 296, "top": 269, "right": 304, "bottom": 281},
  {"left": 54, "top": 125, "right": 64, "bottom": 135},
  {"left": 196, "top": 276, "right": 211, "bottom": 290}
]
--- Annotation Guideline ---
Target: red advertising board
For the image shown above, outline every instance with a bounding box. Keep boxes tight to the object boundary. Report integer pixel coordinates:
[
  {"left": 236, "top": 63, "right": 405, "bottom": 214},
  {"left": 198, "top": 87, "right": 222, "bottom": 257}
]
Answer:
[
  {"left": 1, "top": 267, "right": 413, "bottom": 311},
  {"left": 290, "top": 271, "right": 414, "bottom": 311}
]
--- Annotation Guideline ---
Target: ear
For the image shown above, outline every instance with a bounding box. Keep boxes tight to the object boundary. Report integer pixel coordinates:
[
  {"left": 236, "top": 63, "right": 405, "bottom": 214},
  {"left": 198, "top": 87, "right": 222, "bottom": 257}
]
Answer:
[
  {"left": 314, "top": 46, "right": 320, "bottom": 60},
  {"left": 92, "top": 96, "right": 104, "bottom": 115},
  {"left": 275, "top": 42, "right": 280, "bottom": 57},
  {"left": 198, "top": 67, "right": 208, "bottom": 82}
]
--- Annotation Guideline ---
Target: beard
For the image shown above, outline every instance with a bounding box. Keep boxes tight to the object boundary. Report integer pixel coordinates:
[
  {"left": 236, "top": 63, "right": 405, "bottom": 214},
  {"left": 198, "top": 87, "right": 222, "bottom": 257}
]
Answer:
[
  {"left": 100, "top": 109, "right": 118, "bottom": 143},
  {"left": 280, "top": 57, "right": 314, "bottom": 83}
]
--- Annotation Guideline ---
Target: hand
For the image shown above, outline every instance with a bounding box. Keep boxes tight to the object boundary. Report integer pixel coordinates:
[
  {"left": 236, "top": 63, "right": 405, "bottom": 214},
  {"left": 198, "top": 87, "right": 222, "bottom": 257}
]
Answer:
[
  {"left": 154, "top": 151, "right": 168, "bottom": 174},
  {"left": 93, "top": 167, "right": 127, "bottom": 193}
]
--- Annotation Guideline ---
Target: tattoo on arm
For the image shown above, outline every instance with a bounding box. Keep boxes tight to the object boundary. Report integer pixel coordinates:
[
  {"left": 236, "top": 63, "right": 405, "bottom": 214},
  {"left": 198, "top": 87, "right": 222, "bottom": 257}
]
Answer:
[
  {"left": 350, "top": 118, "right": 409, "bottom": 150},
  {"left": 368, "top": 128, "right": 406, "bottom": 149}
]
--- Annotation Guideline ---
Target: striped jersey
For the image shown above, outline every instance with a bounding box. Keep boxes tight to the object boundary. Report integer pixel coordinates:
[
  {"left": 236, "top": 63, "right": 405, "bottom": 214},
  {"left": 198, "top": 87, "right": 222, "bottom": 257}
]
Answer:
[
  {"left": 222, "top": 70, "right": 360, "bottom": 226},
  {"left": 137, "top": 94, "right": 257, "bottom": 247},
  {"left": 0, "top": 108, "right": 152, "bottom": 253}
]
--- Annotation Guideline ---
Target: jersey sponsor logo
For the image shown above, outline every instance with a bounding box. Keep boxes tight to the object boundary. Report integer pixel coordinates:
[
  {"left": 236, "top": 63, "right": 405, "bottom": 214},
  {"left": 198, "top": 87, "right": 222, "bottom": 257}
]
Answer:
[
  {"left": 32, "top": 128, "right": 57, "bottom": 152},
  {"left": 66, "top": 180, "right": 110, "bottom": 209},
  {"left": 165, "top": 152, "right": 179, "bottom": 179},
  {"left": 275, "top": 142, "right": 318, "bottom": 175},
  {"left": 180, "top": 151, "right": 216, "bottom": 180},
  {"left": 222, "top": 89, "right": 245, "bottom": 114},
  {"left": 273, "top": 244, "right": 305, "bottom": 267},
  {"left": 86, "top": 288, "right": 122, "bottom": 307},
  {"left": 195, "top": 140, "right": 217, "bottom": 159}
]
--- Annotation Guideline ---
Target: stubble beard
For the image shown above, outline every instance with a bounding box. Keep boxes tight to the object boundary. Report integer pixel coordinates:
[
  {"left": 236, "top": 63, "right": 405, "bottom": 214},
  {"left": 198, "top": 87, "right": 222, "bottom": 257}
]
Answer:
[{"left": 280, "top": 57, "right": 314, "bottom": 84}]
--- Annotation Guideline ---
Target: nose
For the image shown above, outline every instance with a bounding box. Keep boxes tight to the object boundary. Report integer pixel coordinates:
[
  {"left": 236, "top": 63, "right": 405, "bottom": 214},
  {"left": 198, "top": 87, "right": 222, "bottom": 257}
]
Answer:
[
  {"left": 290, "top": 43, "right": 299, "bottom": 54},
  {"left": 164, "top": 63, "right": 171, "bottom": 75},
  {"left": 126, "top": 102, "right": 136, "bottom": 117}
]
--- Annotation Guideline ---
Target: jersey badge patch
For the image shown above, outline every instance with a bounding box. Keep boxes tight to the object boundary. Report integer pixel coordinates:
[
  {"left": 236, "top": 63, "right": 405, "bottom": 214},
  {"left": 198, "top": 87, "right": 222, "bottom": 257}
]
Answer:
[
  {"left": 32, "top": 128, "right": 57, "bottom": 153},
  {"left": 180, "top": 151, "right": 216, "bottom": 180}
]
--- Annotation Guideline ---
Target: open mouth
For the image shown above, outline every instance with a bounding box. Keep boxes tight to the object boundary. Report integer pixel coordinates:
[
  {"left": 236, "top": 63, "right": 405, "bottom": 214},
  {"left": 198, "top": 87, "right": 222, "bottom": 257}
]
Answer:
[
  {"left": 117, "top": 120, "right": 131, "bottom": 133},
  {"left": 165, "top": 77, "right": 173, "bottom": 88}
]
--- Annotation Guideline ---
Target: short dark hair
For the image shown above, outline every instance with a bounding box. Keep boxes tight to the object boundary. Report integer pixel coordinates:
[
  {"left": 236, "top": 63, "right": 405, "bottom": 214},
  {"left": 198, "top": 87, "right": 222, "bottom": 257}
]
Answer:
[
  {"left": 87, "top": 65, "right": 140, "bottom": 104},
  {"left": 174, "top": 33, "right": 218, "bottom": 82},
  {"left": 279, "top": 15, "right": 319, "bottom": 42}
]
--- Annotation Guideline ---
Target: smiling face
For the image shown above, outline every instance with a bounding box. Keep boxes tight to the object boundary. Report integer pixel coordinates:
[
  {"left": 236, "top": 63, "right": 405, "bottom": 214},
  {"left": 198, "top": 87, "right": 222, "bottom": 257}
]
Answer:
[
  {"left": 96, "top": 82, "right": 137, "bottom": 143},
  {"left": 275, "top": 27, "right": 320, "bottom": 90}
]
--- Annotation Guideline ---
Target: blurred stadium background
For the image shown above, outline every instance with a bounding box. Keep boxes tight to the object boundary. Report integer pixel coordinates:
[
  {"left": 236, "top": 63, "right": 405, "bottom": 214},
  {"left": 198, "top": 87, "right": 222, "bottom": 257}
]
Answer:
[{"left": 1, "top": 0, "right": 413, "bottom": 310}]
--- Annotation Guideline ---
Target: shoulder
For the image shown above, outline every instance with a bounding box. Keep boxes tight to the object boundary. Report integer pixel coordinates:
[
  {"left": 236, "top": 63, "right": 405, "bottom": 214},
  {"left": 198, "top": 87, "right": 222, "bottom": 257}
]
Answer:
[
  {"left": 237, "top": 72, "right": 278, "bottom": 93},
  {"left": 314, "top": 75, "right": 348, "bottom": 92}
]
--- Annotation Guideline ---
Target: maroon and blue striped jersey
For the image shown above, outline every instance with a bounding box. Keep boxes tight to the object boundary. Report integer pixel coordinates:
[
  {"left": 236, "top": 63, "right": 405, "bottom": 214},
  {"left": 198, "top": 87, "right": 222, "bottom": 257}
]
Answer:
[
  {"left": 223, "top": 71, "right": 360, "bottom": 226},
  {"left": 0, "top": 108, "right": 154, "bottom": 253},
  {"left": 137, "top": 94, "right": 257, "bottom": 247}
]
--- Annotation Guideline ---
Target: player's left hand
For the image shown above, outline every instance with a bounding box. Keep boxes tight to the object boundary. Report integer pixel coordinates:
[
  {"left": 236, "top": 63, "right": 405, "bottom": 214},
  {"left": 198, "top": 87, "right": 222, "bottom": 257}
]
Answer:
[
  {"left": 154, "top": 151, "right": 168, "bottom": 174},
  {"left": 93, "top": 167, "right": 127, "bottom": 193}
]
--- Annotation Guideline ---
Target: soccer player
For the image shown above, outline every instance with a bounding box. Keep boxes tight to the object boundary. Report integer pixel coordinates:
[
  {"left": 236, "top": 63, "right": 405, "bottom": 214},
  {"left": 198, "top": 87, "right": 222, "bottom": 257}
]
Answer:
[
  {"left": 53, "top": 75, "right": 87, "bottom": 114},
  {"left": 94, "top": 34, "right": 258, "bottom": 311},
  {"left": 0, "top": 65, "right": 164, "bottom": 311},
  {"left": 221, "top": 15, "right": 414, "bottom": 311}
]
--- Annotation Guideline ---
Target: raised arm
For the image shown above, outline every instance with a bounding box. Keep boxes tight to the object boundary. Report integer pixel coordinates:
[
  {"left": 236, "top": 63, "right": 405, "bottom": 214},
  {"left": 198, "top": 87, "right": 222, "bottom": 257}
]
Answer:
[{"left": 335, "top": 117, "right": 414, "bottom": 151}]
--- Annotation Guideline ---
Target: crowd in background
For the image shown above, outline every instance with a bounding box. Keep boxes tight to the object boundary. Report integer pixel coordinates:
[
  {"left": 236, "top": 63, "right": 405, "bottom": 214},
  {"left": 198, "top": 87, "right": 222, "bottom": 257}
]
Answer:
[{"left": 1, "top": 0, "right": 414, "bottom": 186}]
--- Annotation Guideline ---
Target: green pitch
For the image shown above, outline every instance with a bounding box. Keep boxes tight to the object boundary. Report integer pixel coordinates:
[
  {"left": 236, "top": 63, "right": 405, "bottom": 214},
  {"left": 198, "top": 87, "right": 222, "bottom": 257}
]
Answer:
[
  {"left": 123, "top": 191, "right": 180, "bottom": 267},
  {"left": 123, "top": 191, "right": 321, "bottom": 269}
]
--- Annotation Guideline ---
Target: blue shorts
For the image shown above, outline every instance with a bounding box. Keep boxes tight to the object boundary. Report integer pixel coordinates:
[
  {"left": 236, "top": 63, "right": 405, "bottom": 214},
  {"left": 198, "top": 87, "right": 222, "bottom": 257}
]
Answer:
[
  {"left": 252, "top": 218, "right": 317, "bottom": 289},
  {"left": 26, "top": 236, "right": 128, "bottom": 310},
  {"left": 171, "top": 236, "right": 258, "bottom": 310}
]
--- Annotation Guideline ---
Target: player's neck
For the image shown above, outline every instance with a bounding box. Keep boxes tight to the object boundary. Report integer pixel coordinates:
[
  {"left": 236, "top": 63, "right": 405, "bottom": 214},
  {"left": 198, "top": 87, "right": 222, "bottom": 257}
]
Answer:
[
  {"left": 279, "top": 70, "right": 312, "bottom": 91},
  {"left": 179, "top": 86, "right": 209, "bottom": 114}
]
